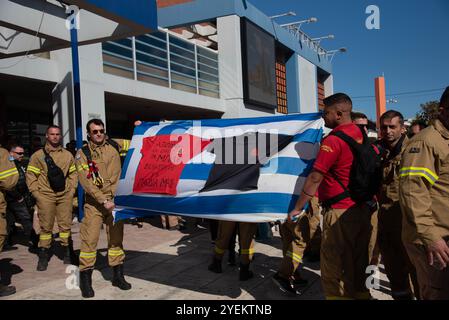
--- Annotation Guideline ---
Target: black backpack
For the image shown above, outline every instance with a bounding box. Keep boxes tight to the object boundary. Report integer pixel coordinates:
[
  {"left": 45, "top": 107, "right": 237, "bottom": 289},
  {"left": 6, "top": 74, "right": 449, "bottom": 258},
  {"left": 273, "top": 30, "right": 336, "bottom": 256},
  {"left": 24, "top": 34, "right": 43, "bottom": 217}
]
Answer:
[
  {"left": 43, "top": 149, "right": 66, "bottom": 192},
  {"left": 322, "top": 126, "right": 382, "bottom": 207}
]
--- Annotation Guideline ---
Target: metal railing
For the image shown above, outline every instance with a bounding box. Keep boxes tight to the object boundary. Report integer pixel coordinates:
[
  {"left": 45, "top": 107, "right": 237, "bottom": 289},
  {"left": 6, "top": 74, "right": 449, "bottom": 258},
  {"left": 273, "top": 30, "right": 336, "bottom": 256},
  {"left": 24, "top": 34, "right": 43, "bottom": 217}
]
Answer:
[
  {"left": 283, "top": 26, "right": 328, "bottom": 58},
  {"left": 102, "top": 28, "right": 220, "bottom": 98}
]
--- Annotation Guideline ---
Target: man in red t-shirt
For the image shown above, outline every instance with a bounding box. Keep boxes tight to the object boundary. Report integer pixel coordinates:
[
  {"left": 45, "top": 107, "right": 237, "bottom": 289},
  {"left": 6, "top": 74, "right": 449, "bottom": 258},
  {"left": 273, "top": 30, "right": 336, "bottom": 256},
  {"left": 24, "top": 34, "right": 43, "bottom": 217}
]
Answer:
[{"left": 286, "top": 93, "right": 373, "bottom": 300}]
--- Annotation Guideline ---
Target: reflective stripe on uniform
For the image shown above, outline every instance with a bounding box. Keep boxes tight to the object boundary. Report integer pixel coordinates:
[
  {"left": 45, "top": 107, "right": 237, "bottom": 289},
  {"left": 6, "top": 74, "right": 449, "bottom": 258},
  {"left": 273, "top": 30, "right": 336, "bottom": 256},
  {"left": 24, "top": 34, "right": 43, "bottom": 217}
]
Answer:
[
  {"left": 214, "top": 246, "right": 225, "bottom": 255},
  {"left": 399, "top": 166, "right": 439, "bottom": 185},
  {"left": 80, "top": 251, "right": 97, "bottom": 258},
  {"left": 123, "top": 140, "right": 129, "bottom": 151},
  {"left": 240, "top": 248, "right": 255, "bottom": 255},
  {"left": 59, "top": 231, "right": 70, "bottom": 239},
  {"left": 27, "top": 165, "right": 41, "bottom": 175},
  {"left": 0, "top": 167, "right": 18, "bottom": 179},
  {"left": 69, "top": 165, "right": 76, "bottom": 174},
  {"left": 108, "top": 248, "right": 125, "bottom": 257},
  {"left": 77, "top": 164, "right": 89, "bottom": 172},
  {"left": 39, "top": 233, "right": 52, "bottom": 241},
  {"left": 286, "top": 251, "right": 302, "bottom": 263}
]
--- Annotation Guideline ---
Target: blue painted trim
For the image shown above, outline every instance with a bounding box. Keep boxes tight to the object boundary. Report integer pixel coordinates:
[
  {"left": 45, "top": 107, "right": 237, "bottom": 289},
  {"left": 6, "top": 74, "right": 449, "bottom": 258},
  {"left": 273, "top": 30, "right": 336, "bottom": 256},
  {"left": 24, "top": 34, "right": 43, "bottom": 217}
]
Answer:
[
  {"left": 115, "top": 193, "right": 299, "bottom": 215},
  {"left": 286, "top": 54, "right": 300, "bottom": 114},
  {"left": 157, "top": 0, "right": 332, "bottom": 73}
]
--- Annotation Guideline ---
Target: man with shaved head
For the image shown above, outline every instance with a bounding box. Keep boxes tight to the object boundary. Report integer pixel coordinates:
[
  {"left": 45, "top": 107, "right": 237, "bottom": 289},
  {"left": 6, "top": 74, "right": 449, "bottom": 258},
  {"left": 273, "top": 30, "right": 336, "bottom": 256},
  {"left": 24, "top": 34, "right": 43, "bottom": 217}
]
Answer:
[{"left": 286, "top": 93, "right": 374, "bottom": 299}]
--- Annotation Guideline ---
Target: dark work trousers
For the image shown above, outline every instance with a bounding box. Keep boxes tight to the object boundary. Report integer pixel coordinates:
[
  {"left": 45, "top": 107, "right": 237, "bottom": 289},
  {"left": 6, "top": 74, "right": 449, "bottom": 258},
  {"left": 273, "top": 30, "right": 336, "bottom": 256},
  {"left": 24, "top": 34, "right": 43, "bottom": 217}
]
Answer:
[
  {"left": 6, "top": 200, "right": 33, "bottom": 237},
  {"left": 209, "top": 219, "right": 238, "bottom": 254}
]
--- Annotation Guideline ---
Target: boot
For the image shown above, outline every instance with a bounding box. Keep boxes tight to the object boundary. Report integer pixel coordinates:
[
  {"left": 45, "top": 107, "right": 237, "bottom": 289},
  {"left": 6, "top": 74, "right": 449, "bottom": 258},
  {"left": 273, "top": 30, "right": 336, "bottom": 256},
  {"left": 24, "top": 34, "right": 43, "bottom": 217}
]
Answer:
[
  {"left": 208, "top": 257, "right": 222, "bottom": 273},
  {"left": 112, "top": 265, "right": 132, "bottom": 290},
  {"left": 239, "top": 263, "right": 254, "bottom": 281},
  {"left": 36, "top": 248, "right": 49, "bottom": 271},
  {"left": 63, "top": 246, "right": 72, "bottom": 265},
  {"left": 0, "top": 284, "right": 16, "bottom": 297},
  {"left": 28, "top": 231, "right": 39, "bottom": 254},
  {"left": 79, "top": 269, "right": 95, "bottom": 298}
]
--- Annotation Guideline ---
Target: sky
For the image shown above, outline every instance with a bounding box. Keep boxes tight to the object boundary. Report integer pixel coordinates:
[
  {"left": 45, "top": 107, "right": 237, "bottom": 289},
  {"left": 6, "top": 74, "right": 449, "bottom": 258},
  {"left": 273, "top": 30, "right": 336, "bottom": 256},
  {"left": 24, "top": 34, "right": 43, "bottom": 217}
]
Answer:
[{"left": 250, "top": 0, "right": 449, "bottom": 120}]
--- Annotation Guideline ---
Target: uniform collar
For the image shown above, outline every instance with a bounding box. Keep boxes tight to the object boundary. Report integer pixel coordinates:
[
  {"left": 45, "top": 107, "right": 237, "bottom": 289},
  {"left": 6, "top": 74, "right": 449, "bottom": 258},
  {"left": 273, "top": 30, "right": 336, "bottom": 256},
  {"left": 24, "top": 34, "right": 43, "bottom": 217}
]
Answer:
[
  {"left": 45, "top": 143, "right": 62, "bottom": 153},
  {"left": 89, "top": 140, "right": 107, "bottom": 150},
  {"left": 433, "top": 119, "right": 449, "bottom": 140}
]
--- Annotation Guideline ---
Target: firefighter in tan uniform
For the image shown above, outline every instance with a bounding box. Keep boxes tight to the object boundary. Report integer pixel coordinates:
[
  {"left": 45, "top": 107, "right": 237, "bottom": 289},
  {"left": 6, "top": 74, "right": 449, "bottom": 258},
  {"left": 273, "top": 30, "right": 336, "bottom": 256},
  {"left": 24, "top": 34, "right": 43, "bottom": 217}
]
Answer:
[
  {"left": 377, "top": 110, "right": 419, "bottom": 300},
  {"left": 76, "top": 119, "right": 131, "bottom": 298},
  {"left": 208, "top": 220, "right": 257, "bottom": 281},
  {"left": 399, "top": 87, "right": 449, "bottom": 300},
  {"left": 0, "top": 146, "right": 19, "bottom": 296},
  {"left": 26, "top": 125, "right": 78, "bottom": 271}
]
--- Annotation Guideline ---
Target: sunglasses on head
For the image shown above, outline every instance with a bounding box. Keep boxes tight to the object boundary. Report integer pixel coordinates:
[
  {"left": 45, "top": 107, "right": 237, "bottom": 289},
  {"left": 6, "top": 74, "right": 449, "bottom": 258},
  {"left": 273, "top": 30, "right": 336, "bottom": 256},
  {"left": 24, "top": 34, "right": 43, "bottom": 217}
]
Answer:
[{"left": 92, "top": 129, "right": 105, "bottom": 135}]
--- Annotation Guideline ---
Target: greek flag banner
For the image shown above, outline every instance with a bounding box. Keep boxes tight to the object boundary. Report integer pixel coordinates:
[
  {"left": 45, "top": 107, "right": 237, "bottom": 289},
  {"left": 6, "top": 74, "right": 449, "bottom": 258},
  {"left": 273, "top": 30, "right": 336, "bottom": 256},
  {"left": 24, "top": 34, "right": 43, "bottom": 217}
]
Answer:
[{"left": 114, "top": 113, "right": 323, "bottom": 223}]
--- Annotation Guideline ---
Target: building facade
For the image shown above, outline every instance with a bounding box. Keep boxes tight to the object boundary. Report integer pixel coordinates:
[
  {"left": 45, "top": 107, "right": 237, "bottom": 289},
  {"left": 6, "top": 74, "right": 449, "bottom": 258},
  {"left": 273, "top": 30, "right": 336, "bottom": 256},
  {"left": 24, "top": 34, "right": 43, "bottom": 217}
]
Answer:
[{"left": 0, "top": 0, "right": 334, "bottom": 155}]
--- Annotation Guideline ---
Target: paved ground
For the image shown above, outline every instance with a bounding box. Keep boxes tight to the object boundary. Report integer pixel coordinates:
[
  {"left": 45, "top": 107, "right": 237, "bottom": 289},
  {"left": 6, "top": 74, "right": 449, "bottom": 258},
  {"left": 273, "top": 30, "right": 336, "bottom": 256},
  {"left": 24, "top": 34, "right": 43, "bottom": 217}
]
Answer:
[{"left": 0, "top": 217, "right": 392, "bottom": 300}]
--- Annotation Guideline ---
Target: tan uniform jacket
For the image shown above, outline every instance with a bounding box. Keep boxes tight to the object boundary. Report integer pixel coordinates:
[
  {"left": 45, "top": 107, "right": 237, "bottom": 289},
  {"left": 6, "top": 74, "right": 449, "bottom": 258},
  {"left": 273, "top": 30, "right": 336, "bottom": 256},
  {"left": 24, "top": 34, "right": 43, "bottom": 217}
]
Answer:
[
  {"left": 379, "top": 136, "right": 408, "bottom": 210},
  {"left": 0, "top": 148, "right": 19, "bottom": 213},
  {"left": 399, "top": 120, "right": 449, "bottom": 246},
  {"left": 75, "top": 140, "right": 121, "bottom": 205},
  {"left": 26, "top": 144, "right": 78, "bottom": 199},
  {"left": 111, "top": 138, "right": 131, "bottom": 158}
]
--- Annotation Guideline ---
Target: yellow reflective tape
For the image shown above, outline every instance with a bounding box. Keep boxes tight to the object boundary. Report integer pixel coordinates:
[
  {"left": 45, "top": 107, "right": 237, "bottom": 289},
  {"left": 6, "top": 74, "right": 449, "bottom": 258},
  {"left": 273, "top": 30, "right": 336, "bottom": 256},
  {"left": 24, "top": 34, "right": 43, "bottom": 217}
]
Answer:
[
  {"left": 124, "top": 140, "right": 129, "bottom": 151},
  {"left": 77, "top": 164, "right": 89, "bottom": 171},
  {"left": 80, "top": 251, "right": 97, "bottom": 258},
  {"left": 240, "top": 248, "right": 255, "bottom": 255},
  {"left": 59, "top": 232, "right": 70, "bottom": 239},
  {"left": 0, "top": 170, "right": 18, "bottom": 180},
  {"left": 400, "top": 172, "right": 436, "bottom": 185},
  {"left": 400, "top": 166, "right": 438, "bottom": 180},
  {"left": 120, "top": 152, "right": 127, "bottom": 157},
  {"left": 214, "top": 246, "right": 225, "bottom": 255},
  {"left": 69, "top": 165, "right": 76, "bottom": 173},
  {"left": 27, "top": 165, "right": 41, "bottom": 174},
  {"left": 0, "top": 167, "right": 17, "bottom": 176},
  {"left": 39, "top": 233, "right": 52, "bottom": 241},
  {"left": 286, "top": 251, "right": 302, "bottom": 263},
  {"left": 108, "top": 249, "right": 125, "bottom": 257}
]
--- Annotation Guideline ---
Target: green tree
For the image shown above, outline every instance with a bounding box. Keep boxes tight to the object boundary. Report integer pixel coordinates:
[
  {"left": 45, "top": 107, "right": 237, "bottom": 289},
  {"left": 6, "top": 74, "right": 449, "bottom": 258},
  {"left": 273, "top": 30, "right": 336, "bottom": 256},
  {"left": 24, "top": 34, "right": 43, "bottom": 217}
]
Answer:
[{"left": 415, "top": 100, "right": 439, "bottom": 124}]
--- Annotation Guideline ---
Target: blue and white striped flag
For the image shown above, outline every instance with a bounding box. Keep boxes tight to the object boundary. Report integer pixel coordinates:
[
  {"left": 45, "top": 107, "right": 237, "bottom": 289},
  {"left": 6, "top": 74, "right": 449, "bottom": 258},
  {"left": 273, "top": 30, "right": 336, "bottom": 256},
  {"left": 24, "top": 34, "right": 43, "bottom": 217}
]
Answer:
[{"left": 114, "top": 113, "right": 323, "bottom": 223}]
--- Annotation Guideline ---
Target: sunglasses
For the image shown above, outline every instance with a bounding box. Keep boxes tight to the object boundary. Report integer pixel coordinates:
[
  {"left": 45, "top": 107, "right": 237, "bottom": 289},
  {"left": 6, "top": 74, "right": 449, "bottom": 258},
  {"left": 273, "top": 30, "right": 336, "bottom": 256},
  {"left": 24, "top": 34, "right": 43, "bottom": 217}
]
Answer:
[
  {"left": 13, "top": 151, "right": 24, "bottom": 155},
  {"left": 91, "top": 129, "right": 105, "bottom": 135}
]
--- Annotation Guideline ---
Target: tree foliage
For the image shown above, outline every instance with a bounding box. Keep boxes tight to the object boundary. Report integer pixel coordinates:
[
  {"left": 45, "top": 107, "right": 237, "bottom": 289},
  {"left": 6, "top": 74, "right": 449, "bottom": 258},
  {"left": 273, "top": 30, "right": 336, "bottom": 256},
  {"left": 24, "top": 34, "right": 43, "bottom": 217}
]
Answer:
[{"left": 415, "top": 100, "right": 439, "bottom": 124}]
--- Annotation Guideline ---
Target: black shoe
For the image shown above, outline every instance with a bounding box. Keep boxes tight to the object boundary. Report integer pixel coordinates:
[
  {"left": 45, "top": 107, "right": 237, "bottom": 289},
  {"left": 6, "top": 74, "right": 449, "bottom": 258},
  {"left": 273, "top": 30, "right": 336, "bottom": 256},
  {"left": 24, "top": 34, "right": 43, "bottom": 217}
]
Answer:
[
  {"left": 272, "top": 273, "right": 297, "bottom": 295},
  {"left": 0, "top": 284, "right": 16, "bottom": 297},
  {"left": 36, "top": 248, "right": 49, "bottom": 271},
  {"left": 112, "top": 265, "right": 132, "bottom": 290},
  {"left": 292, "top": 270, "right": 309, "bottom": 287},
  {"left": 80, "top": 269, "right": 95, "bottom": 298},
  {"left": 239, "top": 263, "right": 254, "bottom": 281},
  {"left": 227, "top": 251, "right": 236, "bottom": 266},
  {"left": 208, "top": 257, "right": 222, "bottom": 273}
]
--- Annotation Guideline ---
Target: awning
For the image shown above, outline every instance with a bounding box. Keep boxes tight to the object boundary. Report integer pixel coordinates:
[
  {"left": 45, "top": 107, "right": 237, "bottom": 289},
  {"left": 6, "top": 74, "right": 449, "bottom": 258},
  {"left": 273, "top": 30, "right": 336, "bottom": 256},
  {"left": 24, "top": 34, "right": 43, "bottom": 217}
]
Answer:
[{"left": 0, "top": 0, "right": 158, "bottom": 58}]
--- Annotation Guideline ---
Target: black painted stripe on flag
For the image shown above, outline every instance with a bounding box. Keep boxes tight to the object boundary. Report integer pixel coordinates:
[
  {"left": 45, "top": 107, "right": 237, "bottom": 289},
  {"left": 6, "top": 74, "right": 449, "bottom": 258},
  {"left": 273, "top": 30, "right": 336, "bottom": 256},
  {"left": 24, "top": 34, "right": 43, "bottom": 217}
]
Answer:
[{"left": 200, "top": 133, "right": 294, "bottom": 192}]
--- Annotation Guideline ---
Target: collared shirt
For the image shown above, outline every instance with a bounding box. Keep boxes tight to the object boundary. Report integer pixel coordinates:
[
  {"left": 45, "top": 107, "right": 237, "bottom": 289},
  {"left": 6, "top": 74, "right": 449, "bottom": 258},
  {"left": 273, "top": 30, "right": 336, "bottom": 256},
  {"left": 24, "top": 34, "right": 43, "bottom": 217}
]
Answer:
[{"left": 313, "top": 123, "right": 363, "bottom": 209}]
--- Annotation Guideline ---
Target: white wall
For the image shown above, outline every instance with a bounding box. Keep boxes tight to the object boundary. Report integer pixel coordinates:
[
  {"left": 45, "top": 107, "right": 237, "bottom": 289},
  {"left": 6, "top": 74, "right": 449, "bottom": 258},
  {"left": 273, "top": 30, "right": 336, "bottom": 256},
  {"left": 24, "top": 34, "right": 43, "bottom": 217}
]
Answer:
[{"left": 298, "top": 56, "right": 318, "bottom": 113}]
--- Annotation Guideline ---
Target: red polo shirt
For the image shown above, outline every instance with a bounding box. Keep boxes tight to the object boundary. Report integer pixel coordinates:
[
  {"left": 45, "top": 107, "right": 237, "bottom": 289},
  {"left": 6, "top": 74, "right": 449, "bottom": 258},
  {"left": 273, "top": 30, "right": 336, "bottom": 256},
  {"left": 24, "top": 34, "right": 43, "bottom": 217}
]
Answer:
[{"left": 313, "top": 123, "right": 363, "bottom": 209}]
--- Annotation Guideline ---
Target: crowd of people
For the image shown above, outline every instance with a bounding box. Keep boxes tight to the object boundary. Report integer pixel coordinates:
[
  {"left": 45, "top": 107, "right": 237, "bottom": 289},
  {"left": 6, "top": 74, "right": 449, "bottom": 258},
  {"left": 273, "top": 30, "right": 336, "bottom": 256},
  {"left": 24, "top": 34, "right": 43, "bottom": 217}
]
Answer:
[{"left": 0, "top": 87, "right": 448, "bottom": 300}]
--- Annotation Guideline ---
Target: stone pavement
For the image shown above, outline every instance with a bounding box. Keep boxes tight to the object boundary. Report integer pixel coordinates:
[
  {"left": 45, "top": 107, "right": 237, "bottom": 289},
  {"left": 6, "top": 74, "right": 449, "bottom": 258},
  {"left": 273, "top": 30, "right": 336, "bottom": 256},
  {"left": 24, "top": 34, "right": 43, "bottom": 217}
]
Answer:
[{"left": 0, "top": 217, "right": 392, "bottom": 300}]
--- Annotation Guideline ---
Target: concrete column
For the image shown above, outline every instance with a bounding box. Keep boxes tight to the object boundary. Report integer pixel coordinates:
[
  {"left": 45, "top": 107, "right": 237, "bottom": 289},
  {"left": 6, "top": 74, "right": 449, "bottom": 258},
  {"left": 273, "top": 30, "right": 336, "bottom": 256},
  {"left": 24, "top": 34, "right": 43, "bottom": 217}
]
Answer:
[
  {"left": 298, "top": 56, "right": 318, "bottom": 113},
  {"left": 323, "top": 74, "right": 334, "bottom": 97},
  {"left": 51, "top": 43, "right": 105, "bottom": 144},
  {"left": 217, "top": 15, "right": 244, "bottom": 119}
]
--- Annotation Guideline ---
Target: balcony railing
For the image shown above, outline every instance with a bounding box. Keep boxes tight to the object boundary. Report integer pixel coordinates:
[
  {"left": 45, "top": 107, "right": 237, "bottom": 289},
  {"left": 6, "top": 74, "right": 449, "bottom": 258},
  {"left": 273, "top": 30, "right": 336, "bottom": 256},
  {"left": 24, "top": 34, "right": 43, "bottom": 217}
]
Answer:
[{"left": 102, "top": 29, "right": 220, "bottom": 98}]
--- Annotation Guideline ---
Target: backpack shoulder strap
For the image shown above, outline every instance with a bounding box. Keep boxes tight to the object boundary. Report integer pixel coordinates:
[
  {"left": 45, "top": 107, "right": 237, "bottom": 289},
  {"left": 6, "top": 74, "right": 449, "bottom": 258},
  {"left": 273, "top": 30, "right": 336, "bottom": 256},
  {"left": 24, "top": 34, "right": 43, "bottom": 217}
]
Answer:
[
  {"left": 330, "top": 130, "right": 360, "bottom": 150},
  {"left": 107, "top": 138, "right": 120, "bottom": 155},
  {"left": 81, "top": 145, "right": 92, "bottom": 162}
]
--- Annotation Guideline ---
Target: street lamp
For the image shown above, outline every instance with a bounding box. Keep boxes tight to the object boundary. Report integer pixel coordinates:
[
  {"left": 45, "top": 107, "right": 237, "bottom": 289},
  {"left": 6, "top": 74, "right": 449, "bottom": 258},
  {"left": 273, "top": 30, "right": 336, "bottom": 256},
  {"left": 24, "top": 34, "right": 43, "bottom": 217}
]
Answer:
[
  {"left": 269, "top": 11, "right": 296, "bottom": 19},
  {"left": 319, "top": 47, "right": 347, "bottom": 61},
  {"left": 311, "top": 34, "right": 335, "bottom": 45},
  {"left": 280, "top": 17, "right": 318, "bottom": 30}
]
